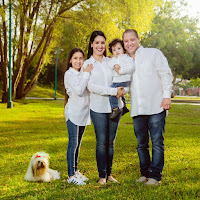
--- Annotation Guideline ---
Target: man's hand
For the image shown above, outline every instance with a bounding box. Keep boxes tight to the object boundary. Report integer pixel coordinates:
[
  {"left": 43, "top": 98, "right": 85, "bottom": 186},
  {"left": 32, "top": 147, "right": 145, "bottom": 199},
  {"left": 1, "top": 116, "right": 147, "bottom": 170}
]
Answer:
[
  {"left": 161, "top": 98, "right": 171, "bottom": 110},
  {"left": 116, "top": 87, "right": 125, "bottom": 97},
  {"left": 114, "top": 64, "right": 120, "bottom": 74}
]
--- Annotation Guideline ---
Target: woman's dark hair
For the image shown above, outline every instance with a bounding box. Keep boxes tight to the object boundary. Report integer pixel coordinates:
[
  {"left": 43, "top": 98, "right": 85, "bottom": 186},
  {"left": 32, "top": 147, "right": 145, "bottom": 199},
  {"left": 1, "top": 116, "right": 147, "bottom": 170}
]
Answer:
[
  {"left": 87, "top": 30, "right": 107, "bottom": 59},
  {"left": 64, "top": 48, "right": 84, "bottom": 106},
  {"left": 109, "top": 38, "right": 126, "bottom": 54},
  {"left": 66, "top": 48, "right": 84, "bottom": 71}
]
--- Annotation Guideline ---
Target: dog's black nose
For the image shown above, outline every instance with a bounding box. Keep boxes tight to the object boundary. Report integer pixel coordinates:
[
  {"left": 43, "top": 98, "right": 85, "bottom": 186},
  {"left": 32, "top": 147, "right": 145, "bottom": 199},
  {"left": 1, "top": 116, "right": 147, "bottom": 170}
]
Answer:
[{"left": 41, "top": 162, "right": 43, "bottom": 166}]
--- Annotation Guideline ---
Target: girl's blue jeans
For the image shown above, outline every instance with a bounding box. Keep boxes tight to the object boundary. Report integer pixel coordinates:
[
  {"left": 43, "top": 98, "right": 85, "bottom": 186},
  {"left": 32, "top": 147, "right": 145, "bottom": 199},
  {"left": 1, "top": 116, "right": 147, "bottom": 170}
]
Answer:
[{"left": 66, "top": 119, "right": 85, "bottom": 177}]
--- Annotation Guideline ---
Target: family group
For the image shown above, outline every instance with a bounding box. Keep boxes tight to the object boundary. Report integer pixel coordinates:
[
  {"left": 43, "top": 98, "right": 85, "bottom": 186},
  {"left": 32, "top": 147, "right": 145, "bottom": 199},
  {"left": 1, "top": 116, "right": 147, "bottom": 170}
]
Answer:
[{"left": 64, "top": 29, "right": 173, "bottom": 186}]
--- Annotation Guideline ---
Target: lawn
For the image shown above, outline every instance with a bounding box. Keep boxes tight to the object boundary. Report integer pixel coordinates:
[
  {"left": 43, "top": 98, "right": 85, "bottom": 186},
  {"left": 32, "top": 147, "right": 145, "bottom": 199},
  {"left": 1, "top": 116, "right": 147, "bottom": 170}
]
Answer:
[{"left": 0, "top": 100, "right": 200, "bottom": 200}]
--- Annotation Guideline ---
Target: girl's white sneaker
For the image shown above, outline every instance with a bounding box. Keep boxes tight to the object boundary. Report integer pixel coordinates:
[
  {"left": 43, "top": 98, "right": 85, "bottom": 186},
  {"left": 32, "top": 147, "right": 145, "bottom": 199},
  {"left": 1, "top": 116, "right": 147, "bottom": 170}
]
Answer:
[
  {"left": 67, "top": 175, "right": 86, "bottom": 186},
  {"left": 75, "top": 170, "right": 89, "bottom": 182}
]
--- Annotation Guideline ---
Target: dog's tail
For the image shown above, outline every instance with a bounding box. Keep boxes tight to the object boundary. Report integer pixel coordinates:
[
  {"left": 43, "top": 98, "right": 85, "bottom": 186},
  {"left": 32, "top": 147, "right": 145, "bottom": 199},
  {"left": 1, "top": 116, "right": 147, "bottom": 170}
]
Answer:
[{"left": 48, "top": 169, "right": 60, "bottom": 180}]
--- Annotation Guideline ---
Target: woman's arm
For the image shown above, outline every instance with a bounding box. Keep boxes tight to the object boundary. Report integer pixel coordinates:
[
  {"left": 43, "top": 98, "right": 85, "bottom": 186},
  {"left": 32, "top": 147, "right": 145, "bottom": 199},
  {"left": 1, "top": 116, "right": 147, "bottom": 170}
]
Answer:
[{"left": 87, "top": 74, "right": 117, "bottom": 96}]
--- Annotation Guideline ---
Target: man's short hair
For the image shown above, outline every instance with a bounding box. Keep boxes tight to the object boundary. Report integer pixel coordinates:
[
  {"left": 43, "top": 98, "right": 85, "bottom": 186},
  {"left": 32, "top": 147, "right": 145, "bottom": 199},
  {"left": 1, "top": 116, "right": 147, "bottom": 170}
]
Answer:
[
  {"left": 109, "top": 39, "right": 125, "bottom": 54},
  {"left": 122, "top": 29, "right": 139, "bottom": 40}
]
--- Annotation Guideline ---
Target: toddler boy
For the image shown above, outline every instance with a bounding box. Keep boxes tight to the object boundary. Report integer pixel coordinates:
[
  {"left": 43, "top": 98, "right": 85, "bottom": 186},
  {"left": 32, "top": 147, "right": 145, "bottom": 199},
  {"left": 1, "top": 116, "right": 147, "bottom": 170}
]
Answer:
[{"left": 108, "top": 39, "right": 135, "bottom": 119}]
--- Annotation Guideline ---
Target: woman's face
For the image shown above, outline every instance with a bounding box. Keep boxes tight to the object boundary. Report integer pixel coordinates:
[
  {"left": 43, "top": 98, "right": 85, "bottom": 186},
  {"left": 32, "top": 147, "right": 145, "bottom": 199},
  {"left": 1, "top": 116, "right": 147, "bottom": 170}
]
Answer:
[
  {"left": 70, "top": 52, "right": 84, "bottom": 71},
  {"left": 91, "top": 36, "right": 106, "bottom": 57}
]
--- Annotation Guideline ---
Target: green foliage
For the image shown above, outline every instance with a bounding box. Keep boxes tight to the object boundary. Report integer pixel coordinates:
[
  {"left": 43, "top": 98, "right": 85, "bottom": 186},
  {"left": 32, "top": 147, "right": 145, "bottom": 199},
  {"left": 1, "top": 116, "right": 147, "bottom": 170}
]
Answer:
[
  {"left": 190, "top": 77, "right": 200, "bottom": 87},
  {"left": 0, "top": 101, "right": 200, "bottom": 199},
  {"left": 141, "top": 0, "right": 200, "bottom": 83},
  {"left": 59, "top": 0, "right": 159, "bottom": 59}
]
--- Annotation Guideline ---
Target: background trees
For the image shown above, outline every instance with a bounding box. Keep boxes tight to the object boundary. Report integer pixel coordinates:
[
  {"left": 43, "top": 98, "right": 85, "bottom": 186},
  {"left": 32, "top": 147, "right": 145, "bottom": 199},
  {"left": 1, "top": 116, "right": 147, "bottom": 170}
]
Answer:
[
  {"left": 141, "top": 0, "right": 200, "bottom": 86},
  {"left": 0, "top": 0, "right": 87, "bottom": 102},
  {"left": 1, "top": 0, "right": 199, "bottom": 102},
  {"left": 0, "top": 0, "right": 159, "bottom": 102}
]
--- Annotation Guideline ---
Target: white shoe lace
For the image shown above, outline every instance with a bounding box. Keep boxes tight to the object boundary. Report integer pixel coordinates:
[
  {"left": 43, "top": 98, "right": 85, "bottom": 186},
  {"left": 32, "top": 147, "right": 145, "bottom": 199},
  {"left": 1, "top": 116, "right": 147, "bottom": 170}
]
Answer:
[
  {"left": 67, "top": 175, "right": 86, "bottom": 185},
  {"left": 75, "top": 170, "right": 89, "bottom": 181}
]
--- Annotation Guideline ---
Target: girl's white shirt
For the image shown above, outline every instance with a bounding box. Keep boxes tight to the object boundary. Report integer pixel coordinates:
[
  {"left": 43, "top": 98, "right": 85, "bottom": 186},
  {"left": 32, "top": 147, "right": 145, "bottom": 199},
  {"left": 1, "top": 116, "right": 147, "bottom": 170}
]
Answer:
[
  {"left": 64, "top": 67, "right": 91, "bottom": 126},
  {"left": 83, "top": 55, "right": 123, "bottom": 113},
  {"left": 108, "top": 54, "right": 135, "bottom": 83}
]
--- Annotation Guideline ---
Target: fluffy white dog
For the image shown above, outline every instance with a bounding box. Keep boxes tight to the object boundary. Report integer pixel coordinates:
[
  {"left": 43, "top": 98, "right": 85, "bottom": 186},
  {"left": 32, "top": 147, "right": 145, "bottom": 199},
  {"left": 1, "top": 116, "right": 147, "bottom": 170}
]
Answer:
[{"left": 24, "top": 152, "right": 60, "bottom": 182}]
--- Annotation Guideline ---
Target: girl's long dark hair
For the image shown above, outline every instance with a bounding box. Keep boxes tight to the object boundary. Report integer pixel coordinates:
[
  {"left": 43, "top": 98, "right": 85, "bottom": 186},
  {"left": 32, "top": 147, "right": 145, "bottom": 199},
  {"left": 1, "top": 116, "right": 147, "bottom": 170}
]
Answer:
[
  {"left": 87, "top": 30, "right": 107, "bottom": 59},
  {"left": 64, "top": 48, "right": 84, "bottom": 106}
]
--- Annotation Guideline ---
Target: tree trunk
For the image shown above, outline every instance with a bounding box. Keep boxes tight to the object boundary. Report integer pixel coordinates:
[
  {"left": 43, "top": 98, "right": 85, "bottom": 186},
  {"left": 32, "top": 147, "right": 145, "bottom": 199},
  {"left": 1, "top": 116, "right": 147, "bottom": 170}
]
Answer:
[
  {"left": 1, "top": 62, "right": 8, "bottom": 103},
  {"left": 15, "top": 64, "right": 28, "bottom": 99}
]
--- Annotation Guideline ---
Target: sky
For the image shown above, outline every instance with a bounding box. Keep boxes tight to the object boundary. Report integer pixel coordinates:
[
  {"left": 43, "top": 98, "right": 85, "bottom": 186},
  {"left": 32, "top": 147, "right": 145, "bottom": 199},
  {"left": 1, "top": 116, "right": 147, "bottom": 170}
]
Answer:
[{"left": 185, "top": 0, "right": 200, "bottom": 18}]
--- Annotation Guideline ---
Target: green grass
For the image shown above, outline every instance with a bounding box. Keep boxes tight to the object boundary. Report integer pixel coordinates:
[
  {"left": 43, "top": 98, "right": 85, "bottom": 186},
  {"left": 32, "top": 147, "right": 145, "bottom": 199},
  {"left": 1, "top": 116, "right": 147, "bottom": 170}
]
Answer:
[
  {"left": 0, "top": 100, "right": 200, "bottom": 199},
  {"left": 173, "top": 96, "right": 200, "bottom": 100},
  {"left": 27, "top": 85, "right": 64, "bottom": 98}
]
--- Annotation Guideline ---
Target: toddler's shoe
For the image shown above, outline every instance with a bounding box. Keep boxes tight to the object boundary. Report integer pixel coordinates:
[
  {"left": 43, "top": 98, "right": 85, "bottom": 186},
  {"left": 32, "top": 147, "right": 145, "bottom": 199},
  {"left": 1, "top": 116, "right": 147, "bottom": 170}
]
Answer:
[
  {"left": 122, "top": 106, "right": 129, "bottom": 116},
  {"left": 110, "top": 108, "right": 122, "bottom": 119}
]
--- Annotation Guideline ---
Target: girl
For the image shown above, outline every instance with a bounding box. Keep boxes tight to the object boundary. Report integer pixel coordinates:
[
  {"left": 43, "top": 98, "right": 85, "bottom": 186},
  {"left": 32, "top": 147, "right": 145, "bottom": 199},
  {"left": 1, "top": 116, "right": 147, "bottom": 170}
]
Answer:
[
  {"left": 83, "top": 31, "right": 125, "bottom": 185},
  {"left": 64, "top": 48, "right": 93, "bottom": 185}
]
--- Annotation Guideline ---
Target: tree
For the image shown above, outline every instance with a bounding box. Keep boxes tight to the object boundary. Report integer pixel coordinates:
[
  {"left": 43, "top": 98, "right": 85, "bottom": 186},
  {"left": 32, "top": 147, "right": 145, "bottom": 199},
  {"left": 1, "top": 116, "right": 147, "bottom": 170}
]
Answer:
[
  {"left": 38, "top": 0, "right": 160, "bottom": 91},
  {"left": 0, "top": 0, "right": 86, "bottom": 102},
  {"left": 190, "top": 77, "right": 200, "bottom": 87},
  {"left": 0, "top": 0, "right": 160, "bottom": 102},
  {"left": 59, "top": 0, "right": 160, "bottom": 59},
  {"left": 140, "top": 0, "right": 200, "bottom": 86}
]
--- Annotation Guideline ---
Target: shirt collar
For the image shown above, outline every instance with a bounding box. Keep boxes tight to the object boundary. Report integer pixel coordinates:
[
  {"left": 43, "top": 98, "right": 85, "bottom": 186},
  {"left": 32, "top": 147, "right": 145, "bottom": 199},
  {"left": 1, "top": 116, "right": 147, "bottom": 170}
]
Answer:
[
  {"left": 69, "top": 67, "right": 80, "bottom": 75},
  {"left": 90, "top": 55, "right": 107, "bottom": 64},
  {"left": 135, "top": 46, "right": 144, "bottom": 56}
]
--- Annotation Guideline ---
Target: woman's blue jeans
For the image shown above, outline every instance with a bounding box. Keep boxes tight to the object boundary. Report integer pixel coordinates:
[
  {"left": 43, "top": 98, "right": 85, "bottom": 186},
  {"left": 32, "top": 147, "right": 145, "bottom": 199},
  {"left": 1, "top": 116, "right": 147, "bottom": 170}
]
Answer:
[
  {"left": 133, "top": 110, "right": 166, "bottom": 181},
  {"left": 90, "top": 110, "right": 121, "bottom": 178},
  {"left": 66, "top": 120, "right": 85, "bottom": 177}
]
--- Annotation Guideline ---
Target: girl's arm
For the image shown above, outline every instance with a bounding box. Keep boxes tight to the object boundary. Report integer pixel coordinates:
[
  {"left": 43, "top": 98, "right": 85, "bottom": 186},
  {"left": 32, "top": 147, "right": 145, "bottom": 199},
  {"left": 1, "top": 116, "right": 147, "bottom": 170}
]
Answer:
[{"left": 64, "top": 71, "right": 90, "bottom": 96}]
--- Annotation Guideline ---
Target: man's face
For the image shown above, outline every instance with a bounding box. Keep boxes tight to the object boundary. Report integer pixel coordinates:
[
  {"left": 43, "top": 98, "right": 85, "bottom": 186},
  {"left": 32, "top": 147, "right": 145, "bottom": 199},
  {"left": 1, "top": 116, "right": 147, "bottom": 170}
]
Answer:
[{"left": 123, "top": 32, "right": 140, "bottom": 57}]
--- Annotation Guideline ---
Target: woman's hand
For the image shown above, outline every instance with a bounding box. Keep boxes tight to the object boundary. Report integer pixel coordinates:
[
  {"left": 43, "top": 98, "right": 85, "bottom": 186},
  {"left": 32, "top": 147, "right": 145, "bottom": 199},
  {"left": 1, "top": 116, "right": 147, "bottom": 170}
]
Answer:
[
  {"left": 116, "top": 87, "right": 125, "bottom": 97},
  {"left": 83, "top": 64, "right": 93, "bottom": 73}
]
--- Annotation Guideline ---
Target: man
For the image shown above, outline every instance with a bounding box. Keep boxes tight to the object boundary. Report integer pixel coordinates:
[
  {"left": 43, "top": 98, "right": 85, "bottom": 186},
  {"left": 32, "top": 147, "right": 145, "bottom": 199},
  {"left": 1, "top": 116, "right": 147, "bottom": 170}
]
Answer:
[{"left": 123, "top": 29, "right": 173, "bottom": 185}]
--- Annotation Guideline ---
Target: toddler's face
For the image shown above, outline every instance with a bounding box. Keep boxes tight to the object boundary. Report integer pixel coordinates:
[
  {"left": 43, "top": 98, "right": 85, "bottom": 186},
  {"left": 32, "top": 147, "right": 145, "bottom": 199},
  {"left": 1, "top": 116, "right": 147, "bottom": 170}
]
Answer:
[{"left": 112, "top": 43, "right": 124, "bottom": 58}]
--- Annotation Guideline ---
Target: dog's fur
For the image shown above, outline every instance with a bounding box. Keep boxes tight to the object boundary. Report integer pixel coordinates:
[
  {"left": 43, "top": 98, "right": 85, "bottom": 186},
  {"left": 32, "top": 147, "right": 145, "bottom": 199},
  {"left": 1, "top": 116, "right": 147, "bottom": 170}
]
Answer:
[{"left": 24, "top": 152, "right": 60, "bottom": 182}]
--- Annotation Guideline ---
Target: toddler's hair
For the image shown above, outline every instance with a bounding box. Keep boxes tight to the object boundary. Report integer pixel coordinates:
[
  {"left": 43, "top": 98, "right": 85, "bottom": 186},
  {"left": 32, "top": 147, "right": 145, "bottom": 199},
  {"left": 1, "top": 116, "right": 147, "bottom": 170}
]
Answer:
[{"left": 109, "top": 39, "right": 125, "bottom": 54}]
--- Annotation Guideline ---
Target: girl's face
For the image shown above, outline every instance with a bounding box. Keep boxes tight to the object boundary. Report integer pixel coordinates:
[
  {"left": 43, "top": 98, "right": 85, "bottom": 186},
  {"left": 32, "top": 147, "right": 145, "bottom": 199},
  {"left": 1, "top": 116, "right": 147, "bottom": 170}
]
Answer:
[
  {"left": 70, "top": 52, "right": 84, "bottom": 71},
  {"left": 91, "top": 36, "right": 106, "bottom": 57}
]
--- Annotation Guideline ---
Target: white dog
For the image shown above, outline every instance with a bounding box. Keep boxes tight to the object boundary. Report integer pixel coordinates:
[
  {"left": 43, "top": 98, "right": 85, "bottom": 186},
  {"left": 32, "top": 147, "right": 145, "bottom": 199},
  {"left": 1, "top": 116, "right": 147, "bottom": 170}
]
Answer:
[{"left": 24, "top": 152, "right": 60, "bottom": 182}]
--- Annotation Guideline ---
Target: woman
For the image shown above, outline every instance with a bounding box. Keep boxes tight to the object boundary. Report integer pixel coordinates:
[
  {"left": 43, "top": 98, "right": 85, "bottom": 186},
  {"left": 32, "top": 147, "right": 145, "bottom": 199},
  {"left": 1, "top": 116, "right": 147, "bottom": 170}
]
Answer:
[
  {"left": 83, "top": 31, "right": 125, "bottom": 185},
  {"left": 64, "top": 48, "right": 93, "bottom": 185}
]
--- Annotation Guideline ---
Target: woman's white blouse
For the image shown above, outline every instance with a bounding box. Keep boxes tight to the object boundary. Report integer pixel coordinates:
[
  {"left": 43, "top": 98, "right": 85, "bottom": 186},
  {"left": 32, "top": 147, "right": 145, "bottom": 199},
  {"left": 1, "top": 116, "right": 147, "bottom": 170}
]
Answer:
[
  {"left": 83, "top": 56, "right": 123, "bottom": 113},
  {"left": 64, "top": 67, "right": 90, "bottom": 126}
]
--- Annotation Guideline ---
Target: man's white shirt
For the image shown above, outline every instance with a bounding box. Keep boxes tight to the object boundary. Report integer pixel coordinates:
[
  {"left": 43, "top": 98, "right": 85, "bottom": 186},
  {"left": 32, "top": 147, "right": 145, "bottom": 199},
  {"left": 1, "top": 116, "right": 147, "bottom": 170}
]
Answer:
[{"left": 130, "top": 46, "right": 173, "bottom": 117}]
